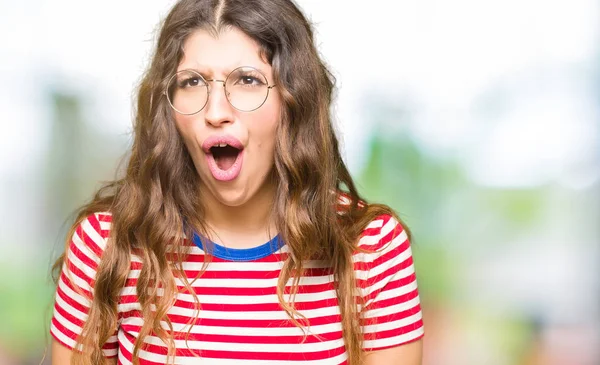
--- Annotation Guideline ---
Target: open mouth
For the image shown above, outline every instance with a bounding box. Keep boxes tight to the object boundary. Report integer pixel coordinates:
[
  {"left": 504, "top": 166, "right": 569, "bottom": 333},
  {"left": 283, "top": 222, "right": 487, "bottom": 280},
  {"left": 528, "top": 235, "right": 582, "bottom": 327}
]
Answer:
[
  {"left": 202, "top": 136, "right": 245, "bottom": 181},
  {"left": 210, "top": 143, "right": 241, "bottom": 171}
]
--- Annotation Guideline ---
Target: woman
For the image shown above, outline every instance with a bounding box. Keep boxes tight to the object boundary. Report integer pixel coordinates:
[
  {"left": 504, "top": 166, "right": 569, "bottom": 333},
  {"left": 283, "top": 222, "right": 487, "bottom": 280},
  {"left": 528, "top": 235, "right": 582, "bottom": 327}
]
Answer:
[{"left": 50, "top": 0, "right": 424, "bottom": 364}]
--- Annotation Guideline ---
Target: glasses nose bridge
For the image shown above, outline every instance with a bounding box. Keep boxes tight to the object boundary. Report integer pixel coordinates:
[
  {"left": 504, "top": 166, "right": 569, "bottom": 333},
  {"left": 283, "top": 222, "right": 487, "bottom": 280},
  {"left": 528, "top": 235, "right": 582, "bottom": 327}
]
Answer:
[
  {"left": 206, "top": 78, "right": 227, "bottom": 92},
  {"left": 204, "top": 79, "right": 231, "bottom": 114},
  {"left": 205, "top": 78, "right": 230, "bottom": 102}
]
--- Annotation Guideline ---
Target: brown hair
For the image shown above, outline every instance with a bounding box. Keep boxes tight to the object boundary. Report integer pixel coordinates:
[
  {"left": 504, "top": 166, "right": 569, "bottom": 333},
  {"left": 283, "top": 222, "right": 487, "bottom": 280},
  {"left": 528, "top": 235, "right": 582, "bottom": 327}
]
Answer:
[{"left": 52, "top": 0, "right": 411, "bottom": 364}]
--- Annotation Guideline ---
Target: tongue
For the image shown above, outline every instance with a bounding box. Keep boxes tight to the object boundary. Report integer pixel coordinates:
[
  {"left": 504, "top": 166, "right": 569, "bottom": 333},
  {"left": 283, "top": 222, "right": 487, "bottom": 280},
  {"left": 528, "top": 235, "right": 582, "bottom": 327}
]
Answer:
[
  {"left": 215, "top": 154, "right": 237, "bottom": 170},
  {"left": 213, "top": 146, "right": 239, "bottom": 170}
]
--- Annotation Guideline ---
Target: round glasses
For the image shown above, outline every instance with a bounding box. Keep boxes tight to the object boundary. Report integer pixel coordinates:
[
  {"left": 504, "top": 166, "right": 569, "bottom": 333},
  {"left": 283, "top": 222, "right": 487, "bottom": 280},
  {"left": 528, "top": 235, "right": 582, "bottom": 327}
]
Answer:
[{"left": 165, "top": 66, "right": 276, "bottom": 114}]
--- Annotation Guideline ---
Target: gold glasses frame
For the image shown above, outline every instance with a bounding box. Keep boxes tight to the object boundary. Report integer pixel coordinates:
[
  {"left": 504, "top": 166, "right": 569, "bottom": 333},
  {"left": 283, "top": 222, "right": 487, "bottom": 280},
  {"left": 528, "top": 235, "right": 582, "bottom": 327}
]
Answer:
[{"left": 164, "top": 66, "right": 277, "bottom": 115}]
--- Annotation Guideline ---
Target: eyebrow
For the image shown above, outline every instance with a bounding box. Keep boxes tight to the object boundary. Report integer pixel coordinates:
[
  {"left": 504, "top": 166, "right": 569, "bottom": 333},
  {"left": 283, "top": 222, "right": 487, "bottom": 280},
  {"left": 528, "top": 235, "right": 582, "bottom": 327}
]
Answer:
[{"left": 176, "top": 65, "right": 270, "bottom": 78}]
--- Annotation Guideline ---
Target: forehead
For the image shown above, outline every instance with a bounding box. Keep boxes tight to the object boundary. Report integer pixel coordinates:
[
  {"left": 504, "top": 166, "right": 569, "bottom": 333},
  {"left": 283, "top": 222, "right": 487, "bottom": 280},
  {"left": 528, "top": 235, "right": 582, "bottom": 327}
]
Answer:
[{"left": 178, "top": 27, "right": 269, "bottom": 75}]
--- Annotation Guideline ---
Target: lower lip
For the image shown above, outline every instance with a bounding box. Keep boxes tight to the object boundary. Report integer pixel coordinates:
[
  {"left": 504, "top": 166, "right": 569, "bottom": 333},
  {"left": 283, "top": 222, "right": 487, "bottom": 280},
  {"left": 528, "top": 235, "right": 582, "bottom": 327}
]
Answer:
[{"left": 205, "top": 150, "right": 244, "bottom": 182}]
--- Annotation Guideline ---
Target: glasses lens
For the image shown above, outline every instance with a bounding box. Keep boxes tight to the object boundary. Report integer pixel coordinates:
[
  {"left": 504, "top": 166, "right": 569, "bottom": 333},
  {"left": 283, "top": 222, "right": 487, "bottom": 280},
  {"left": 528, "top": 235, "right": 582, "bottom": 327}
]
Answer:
[
  {"left": 225, "top": 67, "right": 270, "bottom": 111},
  {"left": 167, "top": 70, "right": 208, "bottom": 115}
]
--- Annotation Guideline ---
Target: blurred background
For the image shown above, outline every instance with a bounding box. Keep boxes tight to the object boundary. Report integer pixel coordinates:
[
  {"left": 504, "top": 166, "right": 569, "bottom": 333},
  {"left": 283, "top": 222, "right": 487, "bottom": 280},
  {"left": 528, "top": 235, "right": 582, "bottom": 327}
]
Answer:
[{"left": 1, "top": 0, "right": 598, "bottom": 364}]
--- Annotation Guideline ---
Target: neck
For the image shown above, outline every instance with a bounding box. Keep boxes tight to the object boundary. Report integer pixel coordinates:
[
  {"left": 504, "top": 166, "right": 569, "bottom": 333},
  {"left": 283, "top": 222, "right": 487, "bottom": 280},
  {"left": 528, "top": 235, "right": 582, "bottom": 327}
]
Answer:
[{"left": 199, "top": 181, "right": 278, "bottom": 247}]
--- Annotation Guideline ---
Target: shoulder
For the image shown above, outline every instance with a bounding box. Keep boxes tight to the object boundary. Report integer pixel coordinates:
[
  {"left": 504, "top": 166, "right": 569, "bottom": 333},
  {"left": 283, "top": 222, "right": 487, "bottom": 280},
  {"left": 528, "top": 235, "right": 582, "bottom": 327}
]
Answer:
[
  {"left": 356, "top": 214, "right": 408, "bottom": 252},
  {"left": 66, "top": 212, "right": 113, "bottom": 266},
  {"left": 353, "top": 214, "right": 413, "bottom": 281}
]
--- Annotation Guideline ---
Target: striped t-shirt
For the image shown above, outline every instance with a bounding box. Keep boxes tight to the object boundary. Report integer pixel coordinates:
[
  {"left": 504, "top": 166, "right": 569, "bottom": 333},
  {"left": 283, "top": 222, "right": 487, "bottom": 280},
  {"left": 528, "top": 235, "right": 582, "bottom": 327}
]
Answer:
[{"left": 51, "top": 212, "right": 424, "bottom": 364}]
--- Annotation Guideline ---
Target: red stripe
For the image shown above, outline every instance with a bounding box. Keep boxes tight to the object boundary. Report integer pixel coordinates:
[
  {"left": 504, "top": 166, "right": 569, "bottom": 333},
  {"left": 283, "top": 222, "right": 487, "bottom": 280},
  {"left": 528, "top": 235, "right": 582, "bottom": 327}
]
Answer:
[
  {"left": 362, "top": 272, "right": 417, "bottom": 303},
  {"left": 179, "top": 251, "right": 289, "bottom": 263},
  {"left": 178, "top": 266, "right": 333, "bottom": 280},
  {"left": 51, "top": 317, "right": 80, "bottom": 342},
  {"left": 118, "top": 333, "right": 166, "bottom": 364},
  {"left": 120, "top": 328, "right": 344, "bottom": 345},
  {"left": 97, "top": 213, "right": 112, "bottom": 222},
  {"left": 64, "top": 256, "right": 95, "bottom": 290},
  {"left": 57, "top": 274, "right": 92, "bottom": 310},
  {"left": 169, "top": 296, "right": 340, "bottom": 312},
  {"left": 362, "top": 292, "right": 421, "bottom": 326},
  {"left": 54, "top": 298, "right": 86, "bottom": 328},
  {"left": 364, "top": 284, "right": 419, "bottom": 311},
  {"left": 78, "top": 215, "right": 105, "bottom": 258},
  {"left": 358, "top": 218, "right": 404, "bottom": 252},
  {"left": 157, "top": 313, "right": 343, "bottom": 328},
  {"left": 134, "top": 341, "right": 347, "bottom": 361},
  {"left": 359, "top": 253, "right": 414, "bottom": 289}
]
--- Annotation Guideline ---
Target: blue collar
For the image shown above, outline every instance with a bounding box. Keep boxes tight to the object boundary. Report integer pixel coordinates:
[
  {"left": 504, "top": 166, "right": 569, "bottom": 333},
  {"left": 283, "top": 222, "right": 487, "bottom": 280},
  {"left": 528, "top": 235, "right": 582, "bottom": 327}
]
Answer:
[{"left": 191, "top": 232, "right": 283, "bottom": 261}]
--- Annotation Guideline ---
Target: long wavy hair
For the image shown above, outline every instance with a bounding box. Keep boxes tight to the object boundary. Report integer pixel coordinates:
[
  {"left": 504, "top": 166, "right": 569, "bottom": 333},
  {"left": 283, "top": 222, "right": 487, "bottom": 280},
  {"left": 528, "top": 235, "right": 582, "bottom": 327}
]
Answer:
[{"left": 52, "top": 0, "right": 411, "bottom": 364}]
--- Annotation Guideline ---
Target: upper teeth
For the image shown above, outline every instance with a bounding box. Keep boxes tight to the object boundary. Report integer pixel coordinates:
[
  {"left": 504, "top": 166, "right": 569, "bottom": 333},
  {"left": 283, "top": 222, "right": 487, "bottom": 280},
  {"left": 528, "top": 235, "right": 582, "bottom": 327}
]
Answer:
[{"left": 218, "top": 143, "right": 228, "bottom": 147}]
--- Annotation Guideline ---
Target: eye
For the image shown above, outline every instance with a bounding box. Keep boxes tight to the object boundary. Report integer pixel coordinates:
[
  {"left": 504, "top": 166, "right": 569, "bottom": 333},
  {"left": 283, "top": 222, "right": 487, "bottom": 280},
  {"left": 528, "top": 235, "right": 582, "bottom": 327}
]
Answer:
[
  {"left": 230, "top": 70, "right": 267, "bottom": 88},
  {"left": 240, "top": 75, "right": 260, "bottom": 85},
  {"left": 235, "top": 75, "right": 262, "bottom": 86},
  {"left": 178, "top": 76, "right": 204, "bottom": 88}
]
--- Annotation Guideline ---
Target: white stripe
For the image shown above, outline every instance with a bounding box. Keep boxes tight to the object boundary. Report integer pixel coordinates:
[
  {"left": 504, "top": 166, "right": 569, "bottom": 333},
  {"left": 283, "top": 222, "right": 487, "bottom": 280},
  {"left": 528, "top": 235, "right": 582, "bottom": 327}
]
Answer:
[
  {"left": 50, "top": 322, "right": 84, "bottom": 352},
  {"left": 362, "top": 309, "right": 423, "bottom": 333},
  {"left": 185, "top": 352, "right": 348, "bottom": 365},
  {"left": 123, "top": 271, "right": 335, "bottom": 288},
  {"left": 54, "top": 285, "right": 88, "bottom": 322},
  {"left": 102, "top": 348, "right": 118, "bottom": 357},
  {"left": 356, "top": 216, "right": 401, "bottom": 249},
  {"left": 380, "top": 217, "right": 402, "bottom": 238},
  {"left": 64, "top": 250, "right": 95, "bottom": 292},
  {"left": 119, "top": 285, "right": 137, "bottom": 296},
  {"left": 366, "top": 279, "right": 419, "bottom": 303},
  {"left": 354, "top": 229, "right": 409, "bottom": 263},
  {"left": 362, "top": 264, "right": 416, "bottom": 300},
  {"left": 98, "top": 217, "right": 111, "bottom": 231},
  {"left": 178, "top": 260, "right": 284, "bottom": 271},
  {"left": 164, "top": 290, "right": 338, "bottom": 305},
  {"left": 163, "top": 301, "right": 340, "bottom": 320},
  {"left": 119, "top": 286, "right": 338, "bottom": 305},
  {"left": 117, "top": 301, "right": 142, "bottom": 314},
  {"left": 171, "top": 259, "right": 332, "bottom": 272},
  {"left": 365, "top": 218, "right": 385, "bottom": 229},
  {"left": 354, "top": 240, "right": 413, "bottom": 281},
  {"left": 118, "top": 348, "right": 133, "bottom": 365},
  {"left": 80, "top": 217, "right": 108, "bottom": 251},
  {"left": 57, "top": 273, "right": 91, "bottom": 314},
  {"left": 363, "top": 296, "right": 421, "bottom": 320},
  {"left": 356, "top": 234, "right": 380, "bottom": 247},
  {"left": 121, "top": 316, "right": 343, "bottom": 336}
]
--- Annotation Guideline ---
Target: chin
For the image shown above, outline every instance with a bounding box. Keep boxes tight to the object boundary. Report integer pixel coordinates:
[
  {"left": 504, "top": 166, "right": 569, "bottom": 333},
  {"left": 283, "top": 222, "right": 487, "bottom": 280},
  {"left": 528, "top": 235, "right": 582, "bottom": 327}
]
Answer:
[
  {"left": 214, "top": 189, "right": 251, "bottom": 207},
  {"left": 201, "top": 176, "right": 253, "bottom": 207},
  {"left": 197, "top": 164, "right": 275, "bottom": 209}
]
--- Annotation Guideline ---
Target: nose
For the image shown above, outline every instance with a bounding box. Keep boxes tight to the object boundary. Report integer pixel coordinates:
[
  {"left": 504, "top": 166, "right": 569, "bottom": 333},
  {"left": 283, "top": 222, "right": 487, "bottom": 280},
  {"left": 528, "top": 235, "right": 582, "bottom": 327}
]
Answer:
[{"left": 204, "top": 80, "right": 234, "bottom": 127}]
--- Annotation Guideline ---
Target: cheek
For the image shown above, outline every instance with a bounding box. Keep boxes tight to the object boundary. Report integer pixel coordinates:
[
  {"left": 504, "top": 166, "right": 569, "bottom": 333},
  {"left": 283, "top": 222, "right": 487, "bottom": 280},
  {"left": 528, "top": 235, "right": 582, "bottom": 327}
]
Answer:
[
  {"left": 252, "top": 103, "right": 280, "bottom": 150},
  {"left": 174, "top": 115, "right": 202, "bottom": 156}
]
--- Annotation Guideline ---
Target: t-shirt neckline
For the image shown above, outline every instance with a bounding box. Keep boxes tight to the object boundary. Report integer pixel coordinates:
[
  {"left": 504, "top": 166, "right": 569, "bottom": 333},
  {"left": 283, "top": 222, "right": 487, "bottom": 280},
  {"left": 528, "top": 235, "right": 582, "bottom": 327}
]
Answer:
[{"left": 191, "top": 232, "right": 283, "bottom": 262}]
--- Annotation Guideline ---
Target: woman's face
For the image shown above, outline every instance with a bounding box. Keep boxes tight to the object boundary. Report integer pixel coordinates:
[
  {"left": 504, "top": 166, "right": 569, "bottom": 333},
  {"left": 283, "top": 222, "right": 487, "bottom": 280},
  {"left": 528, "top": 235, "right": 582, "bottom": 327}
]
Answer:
[{"left": 173, "top": 27, "right": 281, "bottom": 209}]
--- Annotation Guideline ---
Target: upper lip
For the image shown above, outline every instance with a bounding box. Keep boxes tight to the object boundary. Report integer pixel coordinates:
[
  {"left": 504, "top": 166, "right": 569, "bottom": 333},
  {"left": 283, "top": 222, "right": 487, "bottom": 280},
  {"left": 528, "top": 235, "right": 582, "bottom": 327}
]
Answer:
[{"left": 201, "top": 134, "right": 244, "bottom": 153}]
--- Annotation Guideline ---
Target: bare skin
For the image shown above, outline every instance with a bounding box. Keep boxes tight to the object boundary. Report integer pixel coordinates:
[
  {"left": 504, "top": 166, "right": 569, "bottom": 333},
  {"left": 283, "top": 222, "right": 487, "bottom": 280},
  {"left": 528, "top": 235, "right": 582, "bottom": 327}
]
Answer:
[{"left": 364, "top": 339, "right": 423, "bottom": 365}]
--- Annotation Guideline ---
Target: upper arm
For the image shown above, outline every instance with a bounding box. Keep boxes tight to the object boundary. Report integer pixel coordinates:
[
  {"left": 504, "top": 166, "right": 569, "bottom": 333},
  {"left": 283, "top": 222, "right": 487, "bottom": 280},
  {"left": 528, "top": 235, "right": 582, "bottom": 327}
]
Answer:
[
  {"left": 50, "top": 213, "right": 119, "bottom": 360},
  {"left": 364, "top": 339, "right": 423, "bottom": 365},
  {"left": 356, "top": 215, "right": 424, "bottom": 356},
  {"left": 51, "top": 338, "right": 73, "bottom": 365}
]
